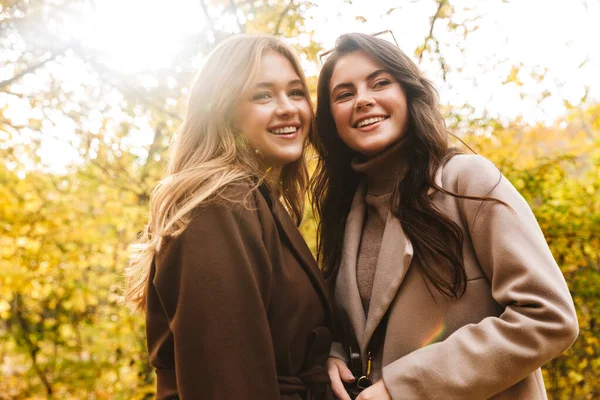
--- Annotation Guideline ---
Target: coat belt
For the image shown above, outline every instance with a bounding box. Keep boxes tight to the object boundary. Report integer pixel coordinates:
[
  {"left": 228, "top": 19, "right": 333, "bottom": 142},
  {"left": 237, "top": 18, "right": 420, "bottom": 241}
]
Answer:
[
  {"left": 278, "top": 326, "right": 333, "bottom": 399},
  {"left": 155, "top": 326, "right": 333, "bottom": 399}
]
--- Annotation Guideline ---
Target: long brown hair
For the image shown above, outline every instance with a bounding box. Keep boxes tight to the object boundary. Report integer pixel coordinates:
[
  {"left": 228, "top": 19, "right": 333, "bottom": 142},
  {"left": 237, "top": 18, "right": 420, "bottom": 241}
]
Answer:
[
  {"left": 310, "top": 33, "right": 503, "bottom": 299},
  {"left": 125, "top": 35, "right": 312, "bottom": 311}
]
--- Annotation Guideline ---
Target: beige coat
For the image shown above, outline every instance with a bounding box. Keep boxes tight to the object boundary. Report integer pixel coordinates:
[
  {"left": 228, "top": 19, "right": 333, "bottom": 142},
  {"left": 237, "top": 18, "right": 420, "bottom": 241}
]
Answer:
[{"left": 331, "top": 155, "right": 579, "bottom": 400}]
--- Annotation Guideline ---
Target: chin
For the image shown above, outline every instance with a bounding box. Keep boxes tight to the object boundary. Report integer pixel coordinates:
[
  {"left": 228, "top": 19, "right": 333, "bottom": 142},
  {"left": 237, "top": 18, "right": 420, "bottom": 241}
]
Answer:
[
  {"left": 357, "top": 144, "right": 386, "bottom": 157},
  {"left": 270, "top": 152, "right": 303, "bottom": 167},
  {"left": 360, "top": 137, "right": 399, "bottom": 156}
]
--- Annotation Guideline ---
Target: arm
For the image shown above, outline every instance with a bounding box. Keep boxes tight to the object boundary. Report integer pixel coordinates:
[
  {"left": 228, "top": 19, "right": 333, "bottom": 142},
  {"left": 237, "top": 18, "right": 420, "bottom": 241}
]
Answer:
[
  {"left": 381, "top": 155, "right": 578, "bottom": 400},
  {"left": 153, "top": 196, "right": 280, "bottom": 399}
]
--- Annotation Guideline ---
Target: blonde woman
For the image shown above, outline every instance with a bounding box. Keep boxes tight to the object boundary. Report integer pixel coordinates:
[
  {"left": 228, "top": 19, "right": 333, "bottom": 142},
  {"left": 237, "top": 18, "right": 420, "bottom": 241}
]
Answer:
[{"left": 125, "top": 35, "right": 334, "bottom": 400}]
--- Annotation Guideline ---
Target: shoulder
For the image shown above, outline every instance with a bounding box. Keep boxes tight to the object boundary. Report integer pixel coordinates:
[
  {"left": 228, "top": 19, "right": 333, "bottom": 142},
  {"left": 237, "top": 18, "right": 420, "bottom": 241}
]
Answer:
[
  {"left": 158, "top": 182, "right": 270, "bottom": 256},
  {"left": 186, "top": 182, "right": 270, "bottom": 238},
  {"left": 154, "top": 183, "right": 274, "bottom": 275},
  {"left": 152, "top": 183, "right": 276, "bottom": 312},
  {"left": 442, "top": 154, "right": 499, "bottom": 182},
  {"left": 436, "top": 154, "right": 504, "bottom": 197}
]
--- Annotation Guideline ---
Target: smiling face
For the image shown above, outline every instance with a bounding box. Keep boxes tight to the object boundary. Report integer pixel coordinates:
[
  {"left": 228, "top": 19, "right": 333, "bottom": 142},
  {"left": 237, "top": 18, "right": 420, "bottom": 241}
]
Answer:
[
  {"left": 234, "top": 50, "right": 311, "bottom": 178},
  {"left": 329, "top": 51, "right": 409, "bottom": 157}
]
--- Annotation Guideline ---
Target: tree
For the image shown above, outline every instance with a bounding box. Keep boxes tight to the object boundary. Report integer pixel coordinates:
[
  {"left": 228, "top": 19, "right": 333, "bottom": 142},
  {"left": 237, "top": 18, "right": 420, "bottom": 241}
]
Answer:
[{"left": 1, "top": 0, "right": 598, "bottom": 397}]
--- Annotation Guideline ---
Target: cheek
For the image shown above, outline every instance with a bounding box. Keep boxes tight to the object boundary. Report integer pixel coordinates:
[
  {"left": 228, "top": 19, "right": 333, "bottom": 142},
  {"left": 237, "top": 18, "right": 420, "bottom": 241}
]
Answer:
[
  {"left": 298, "top": 100, "right": 312, "bottom": 122},
  {"left": 392, "top": 92, "right": 409, "bottom": 120},
  {"left": 247, "top": 105, "right": 273, "bottom": 128},
  {"left": 236, "top": 107, "right": 270, "bottom": 143},
  {"left": 331, "top": 105, "right": 349, "bottom": 129},
  {"left": 395, "top": 105, "right": 409, "bottom": 128},
  {"left": 237, "top": 104, "right": 258, "bottom": 126}
]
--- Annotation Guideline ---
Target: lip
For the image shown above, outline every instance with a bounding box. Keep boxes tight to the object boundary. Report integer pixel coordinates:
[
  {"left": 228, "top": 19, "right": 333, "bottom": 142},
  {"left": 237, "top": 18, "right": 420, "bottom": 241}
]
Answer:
[
  {"left": 352, "top": 115, "right": 389, "bottom": 132},
  {"left": 352, "top": 114, "right": 389, "bottom": 128},
  {"left": 267, "top": 122, "right": 301, "bottom": 131},
  {"left": 267, "top": 122, "right": 302, "bottom": 139}
]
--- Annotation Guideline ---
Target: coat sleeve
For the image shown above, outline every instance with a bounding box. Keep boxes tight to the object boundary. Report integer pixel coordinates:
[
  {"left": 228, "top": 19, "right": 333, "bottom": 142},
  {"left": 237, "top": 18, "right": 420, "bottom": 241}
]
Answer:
[
  {"left": 329, "top": 342, "right": 349, "bottom": 363},
  {"left": 151, "top": 195, "right": 281, "bottom": 400},
  {"left": 381, "top": 155, "right": 579, "bottom": 400}
]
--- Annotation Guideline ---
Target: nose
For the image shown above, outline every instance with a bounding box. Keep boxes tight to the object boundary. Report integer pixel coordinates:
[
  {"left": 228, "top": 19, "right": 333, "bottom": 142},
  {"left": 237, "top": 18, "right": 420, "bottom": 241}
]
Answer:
[
  {"left": 275, "top": 95, "right": 298, "bottom": 117},
  {"left": 354, "top": 91, "right": 375, "bottom": 111}
]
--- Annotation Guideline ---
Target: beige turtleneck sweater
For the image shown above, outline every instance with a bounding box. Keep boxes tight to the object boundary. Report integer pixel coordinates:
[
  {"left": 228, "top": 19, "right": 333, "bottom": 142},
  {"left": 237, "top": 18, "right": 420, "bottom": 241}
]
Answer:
[{"left": 350, "top": 138, "right": 407, "bottom": 314}]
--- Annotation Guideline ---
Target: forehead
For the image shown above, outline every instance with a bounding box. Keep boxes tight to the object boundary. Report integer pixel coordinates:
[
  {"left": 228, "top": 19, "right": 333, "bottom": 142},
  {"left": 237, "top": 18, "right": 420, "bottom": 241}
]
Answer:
[
  {"left": 255, "top": 50, "right": 300, "bottom": 83},
  {"left": 329, "top": 51, "right": 385, "bottom": 90}
]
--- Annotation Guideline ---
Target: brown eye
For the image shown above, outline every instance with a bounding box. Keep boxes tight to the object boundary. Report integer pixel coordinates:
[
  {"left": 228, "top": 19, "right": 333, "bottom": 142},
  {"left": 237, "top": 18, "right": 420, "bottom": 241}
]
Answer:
[
  {"left": 289, "top": 89, "right": 306, "bottom": 98},
  {"left": 373, "top": 79, "right": 391, "bottom": 88},
  {"left": 335, "top": 91, "right": 353, "bottom": 101}
]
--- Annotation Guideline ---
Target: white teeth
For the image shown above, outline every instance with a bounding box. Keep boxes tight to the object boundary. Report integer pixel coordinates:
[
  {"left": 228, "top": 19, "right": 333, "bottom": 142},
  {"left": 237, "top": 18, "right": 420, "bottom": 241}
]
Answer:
[
  {"left": 270, "top": 126, "right": 298, "bottom": 134},
  {"left": 357, "top": 116, "right": 385, "bottom": 128}
]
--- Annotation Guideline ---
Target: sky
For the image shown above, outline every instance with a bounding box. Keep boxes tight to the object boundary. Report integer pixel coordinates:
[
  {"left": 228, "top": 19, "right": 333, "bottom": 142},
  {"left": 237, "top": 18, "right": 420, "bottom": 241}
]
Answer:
[
  {"left": 309, "top": 0, "right": 600, "bottom": 124},
  {"left": 51, "top": 0, "right": 600, "bottom": 123},
  {"left": 3, "top": 0, "right": 600, "bottom": 172}
]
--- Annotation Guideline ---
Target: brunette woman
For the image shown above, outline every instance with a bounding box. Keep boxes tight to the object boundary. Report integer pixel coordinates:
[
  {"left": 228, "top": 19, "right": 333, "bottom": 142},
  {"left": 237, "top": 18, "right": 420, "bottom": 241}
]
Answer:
[
  {"left": 310, "top": 33, "right": 578, "bottom": 400},
  {"left": 125, "top": 35, "right": 334, "bottom": 400}
]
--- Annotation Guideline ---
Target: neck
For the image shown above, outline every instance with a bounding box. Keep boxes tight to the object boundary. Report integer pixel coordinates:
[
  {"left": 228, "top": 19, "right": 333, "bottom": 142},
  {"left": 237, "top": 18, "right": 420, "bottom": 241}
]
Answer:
[
  {"left": 265, "top": 166, "right": 282, "bottom": 197},
  {"left": 351, "top": 137, "right": 407, "bottom": 195}
]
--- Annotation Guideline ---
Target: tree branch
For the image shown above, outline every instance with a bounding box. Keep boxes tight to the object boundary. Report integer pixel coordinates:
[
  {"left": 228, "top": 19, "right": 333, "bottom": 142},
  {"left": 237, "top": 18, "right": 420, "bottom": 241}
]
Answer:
[
  {"left": 72, "top": 49, "right": 182, "bottom": 121},
  {"left": 199, "top": 0, "right": 220, "bottom": 43},
  {"left": 274, "top": 0, "right": 294, "bottom": 36},
  {"left": 19, "top": 22, "right": 183, "bottom": 122},
  {"left": 0, "top": 50, "right": 65, "bottom": 91},
  {"left": 14, "top": 295, "right": 53, "bottom": 396},
  {"left": 139, "top": 123, "right": 164, "bottom": 187},
  {"left": 88, "top": 157, "right": 146, "bottom": 198},
  {"left": 229, "top": 0, "right": 245, "bottom": 33},
  {"left": 433, "top": 38, "right": 449, "bottom": 80},
  {"left": 417, "top": 0, "right": 444, "bottom": 64}
]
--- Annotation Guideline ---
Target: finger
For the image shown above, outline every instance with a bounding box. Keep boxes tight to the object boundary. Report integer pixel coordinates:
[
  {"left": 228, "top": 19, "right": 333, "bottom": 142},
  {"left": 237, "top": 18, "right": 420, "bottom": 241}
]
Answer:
[
  {"left": 356, "top": 387, "right": 372, "bottom": 400},
  {"left": 331, "top": 377, "right": 352, "bottom": 400},
  {"left": 328, "top": 362, "right": 352, "bottom": 400},
  {"left": 333, "top": 359, "right": 356, "bottom": 383}
]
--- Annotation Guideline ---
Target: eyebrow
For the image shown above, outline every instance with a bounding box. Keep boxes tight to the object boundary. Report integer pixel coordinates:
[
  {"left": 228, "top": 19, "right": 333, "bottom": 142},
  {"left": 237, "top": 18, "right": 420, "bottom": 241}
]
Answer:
[
  {"left": 330, "top": 69, "right": 388, "bottom": 94},
  {"left": 254, "top": 79, "right": 304, "bottom": 88}
]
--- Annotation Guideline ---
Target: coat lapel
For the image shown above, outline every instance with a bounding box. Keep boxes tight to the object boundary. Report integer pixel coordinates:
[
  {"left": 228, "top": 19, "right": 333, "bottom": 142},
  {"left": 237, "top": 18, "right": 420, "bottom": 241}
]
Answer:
[
  {"left": 262, "top": 187, "right": 335, "bottom": 326},
  {"left": 334, "top": 182, "right": 368, "bottom": 347},
  {"left": 359, "top": 164, "right": 441, "bottom": 353},
  {"left": 334, "top": 164, "right": 442, "bottom": 356},
  {"left": 362, "top": 210, "right": 413, "bottom": 355}
]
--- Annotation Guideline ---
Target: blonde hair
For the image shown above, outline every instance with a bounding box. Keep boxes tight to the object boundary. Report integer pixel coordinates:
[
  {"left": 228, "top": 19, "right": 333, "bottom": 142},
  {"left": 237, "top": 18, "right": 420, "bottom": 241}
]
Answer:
[{"left": 125, "top": 35, "right": 312, "bottom": 311}]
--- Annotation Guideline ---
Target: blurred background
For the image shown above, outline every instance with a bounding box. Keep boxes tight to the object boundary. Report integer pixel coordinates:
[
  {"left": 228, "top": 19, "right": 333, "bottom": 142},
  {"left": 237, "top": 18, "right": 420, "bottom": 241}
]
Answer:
[{"left": 1, "top": 0, "right": 599, "bottom": 398}]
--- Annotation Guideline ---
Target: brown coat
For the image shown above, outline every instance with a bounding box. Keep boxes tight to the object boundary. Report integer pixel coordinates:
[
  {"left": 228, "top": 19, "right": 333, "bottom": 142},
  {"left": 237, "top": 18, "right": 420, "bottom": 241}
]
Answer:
[
  {"left": 331, "top": 155, "right": 579, "bottom": 399},
  {"left": 146, "top": 184, "right": 335, "bottom": 400}
]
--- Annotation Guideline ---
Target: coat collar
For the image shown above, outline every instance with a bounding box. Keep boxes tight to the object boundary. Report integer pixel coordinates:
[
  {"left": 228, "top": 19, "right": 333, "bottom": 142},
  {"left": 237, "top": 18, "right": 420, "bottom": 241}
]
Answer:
[
  {"left": 345, "top": 166, "right": 444, "bottom": 356},
  {"left": 362, "top": 208, "right": 413, "bottom": 356},
  {"left": 258, "top": 184, "right": 335, "bottom": 327},
  {"left": 335, "top": 163, "right": 448, "bottom": 358},
  {"left": 335, "top": 163, "right": 445, "bottom": 355},
  {"left": 334, "top": 182, "right": 368, "bottom": 348},
  {"left": 335, "top": 180, "right": 414, "bottom": 357}
]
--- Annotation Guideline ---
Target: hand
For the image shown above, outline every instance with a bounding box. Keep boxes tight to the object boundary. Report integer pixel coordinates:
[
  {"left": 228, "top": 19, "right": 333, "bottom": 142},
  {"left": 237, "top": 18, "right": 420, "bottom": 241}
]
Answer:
[
  {"left": 356, "top": 380, "right": 392, "bottom": 400},
  {"left": 326, "top": 356, "right": 355, "bottom": 400}
]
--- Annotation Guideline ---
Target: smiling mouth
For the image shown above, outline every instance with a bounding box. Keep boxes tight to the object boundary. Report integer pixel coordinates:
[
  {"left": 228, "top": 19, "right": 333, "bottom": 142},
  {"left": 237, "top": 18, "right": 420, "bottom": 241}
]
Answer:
[
  {"left": 354, "top": 116, "right": 389, "bottom": 128},
  {"left": 268, "top": 126, "right": 299, "bottom": 135}
]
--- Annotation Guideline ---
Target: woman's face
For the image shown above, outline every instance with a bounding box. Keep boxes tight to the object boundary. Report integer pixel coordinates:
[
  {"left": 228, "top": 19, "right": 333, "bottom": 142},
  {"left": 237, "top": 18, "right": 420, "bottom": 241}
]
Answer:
[
  {"left": 234, "top": 51, "right": 311, "bottom": 175},
  {"left": 328, "top": 51, "right": 409, "bottom": 157}
]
